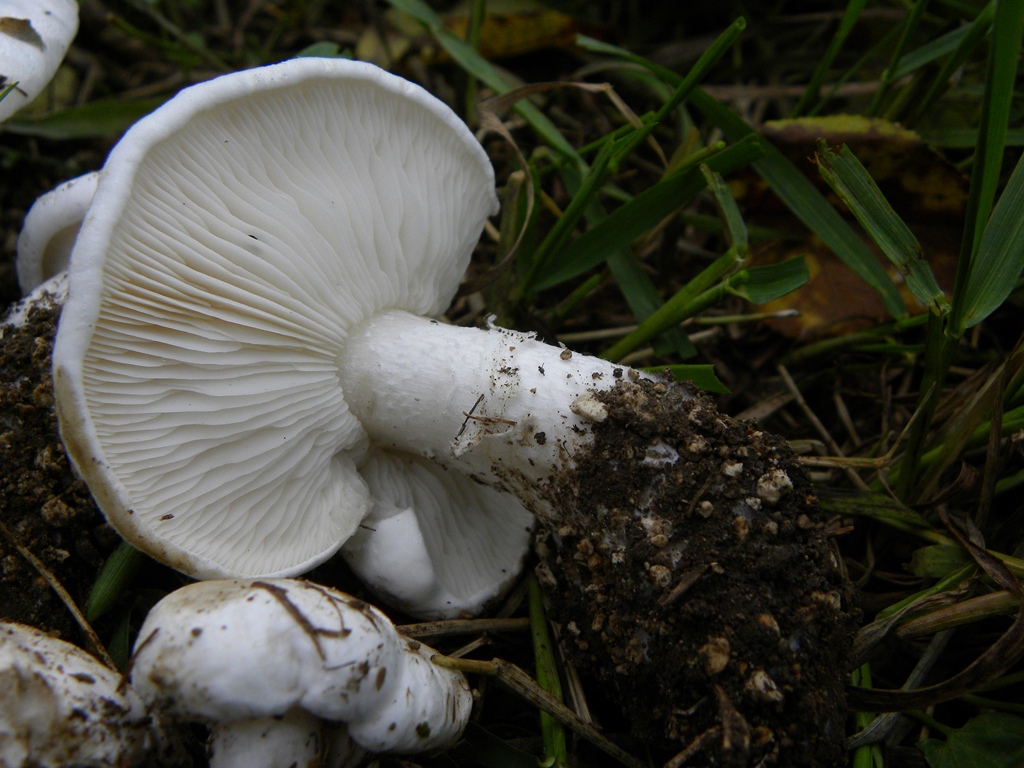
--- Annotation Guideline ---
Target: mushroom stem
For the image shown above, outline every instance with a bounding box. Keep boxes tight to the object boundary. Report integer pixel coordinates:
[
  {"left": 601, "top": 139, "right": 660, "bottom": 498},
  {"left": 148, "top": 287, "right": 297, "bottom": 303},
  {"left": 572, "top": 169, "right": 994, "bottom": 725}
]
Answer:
[
  {"left": 208, "top": 711, "right": 331, "bottom": 768},
  {"left": 338, "top": 308, "right": 647, "bottom": 515}
]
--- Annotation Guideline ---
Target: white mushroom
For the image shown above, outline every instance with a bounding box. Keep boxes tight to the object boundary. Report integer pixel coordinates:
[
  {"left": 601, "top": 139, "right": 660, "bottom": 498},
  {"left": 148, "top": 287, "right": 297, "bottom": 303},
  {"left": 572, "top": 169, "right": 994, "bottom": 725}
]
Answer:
[
  {"left": 0, "top": 621, "right": 151, "bottom": 767},
  {"left": 16, "top": 171, "right": 98, "bottom": 293},
  {"left": 52, "top": 58, "right": 532, "bottom": 617},
  {"left": 0, "top": 0, "right": 78, "bottom": 122},
  {"left": 129, "top": 578, "right": 473, "bottom": 767},
  {"left": 343, "top": 450, "right": 533, "bottom": 618}
]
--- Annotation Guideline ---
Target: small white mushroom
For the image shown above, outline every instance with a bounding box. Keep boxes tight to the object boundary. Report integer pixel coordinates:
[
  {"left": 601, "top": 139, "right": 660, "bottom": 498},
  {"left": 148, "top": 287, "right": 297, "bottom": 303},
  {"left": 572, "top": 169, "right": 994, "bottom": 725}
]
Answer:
[
  {"left": 0, "top": 621, "right": 151, "bottom": 768},
  {"left": 15, "top": 171, "right": 98, "bottom": 293},
  {"left": 129, "top": 578, "right": 473, "bottom": 767},
  {"left": 0, "top": 0, "right": 78, "bottom": 122}
]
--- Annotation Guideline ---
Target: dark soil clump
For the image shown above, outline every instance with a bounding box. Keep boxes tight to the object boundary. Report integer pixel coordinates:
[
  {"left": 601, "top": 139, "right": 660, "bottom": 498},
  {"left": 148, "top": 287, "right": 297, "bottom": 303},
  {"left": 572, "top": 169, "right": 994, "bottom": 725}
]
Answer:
[
  {"left": 535, "top": 378, "right": 857, "bottom": 767},
  {"left": 0, "top": 297, "right": 114, "bottom": 643}
]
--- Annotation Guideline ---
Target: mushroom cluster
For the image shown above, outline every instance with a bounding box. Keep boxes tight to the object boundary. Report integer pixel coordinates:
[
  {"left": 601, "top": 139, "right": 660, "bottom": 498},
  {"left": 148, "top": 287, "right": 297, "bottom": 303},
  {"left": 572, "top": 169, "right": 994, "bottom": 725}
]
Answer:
[
  {"left": 46, "top": 56, "right": 855, "bottom": 763},
  {"left": 129, "top": 578, "right": 472, "bottom": 768}
]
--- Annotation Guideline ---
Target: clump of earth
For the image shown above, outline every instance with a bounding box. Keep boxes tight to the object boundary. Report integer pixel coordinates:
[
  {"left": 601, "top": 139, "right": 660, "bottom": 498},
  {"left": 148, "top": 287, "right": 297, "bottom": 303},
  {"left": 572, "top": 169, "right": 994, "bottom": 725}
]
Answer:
[
  {"left": 536, "top": 378, "right": 857, "bottom": 767},
  {"left": 0, "top": 295, "right": 115, "bottom": 643}
]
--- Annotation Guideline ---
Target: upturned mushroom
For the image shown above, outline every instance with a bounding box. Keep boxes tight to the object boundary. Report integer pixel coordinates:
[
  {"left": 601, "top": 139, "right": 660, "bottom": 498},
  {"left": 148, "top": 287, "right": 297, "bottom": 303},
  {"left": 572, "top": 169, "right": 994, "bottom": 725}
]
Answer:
[
  {"left": 53, "top": 57, "right": 532, "bottom": 618},
  {"left": 15, "top": 171, "right": 98, "bottom": 293},
  {"left": 0, "top": 621, "right": 152, "bottom": 767},
  {"left": 0, "top": 0, "right": 79, "bottom": 122},
  {"left": 129, "top": 578, "right": 472, "bottom": 767}
]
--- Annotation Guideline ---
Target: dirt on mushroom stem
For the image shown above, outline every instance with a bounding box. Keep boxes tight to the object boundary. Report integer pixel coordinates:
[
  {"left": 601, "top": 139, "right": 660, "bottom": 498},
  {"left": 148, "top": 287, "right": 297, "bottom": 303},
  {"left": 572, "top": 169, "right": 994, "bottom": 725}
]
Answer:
[{"left": 533, "top": 378, "right": 857, "bottom": 768}]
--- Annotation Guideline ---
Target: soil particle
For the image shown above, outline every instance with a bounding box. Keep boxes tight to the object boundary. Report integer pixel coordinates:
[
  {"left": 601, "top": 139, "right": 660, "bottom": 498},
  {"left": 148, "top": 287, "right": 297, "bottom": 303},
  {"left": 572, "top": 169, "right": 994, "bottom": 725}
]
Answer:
[
  {"left": 0, "top": 296, "right": 113, "bottom": 643},
  {"left": 535, "top": 378, "right": 856, "bottom": 767}
]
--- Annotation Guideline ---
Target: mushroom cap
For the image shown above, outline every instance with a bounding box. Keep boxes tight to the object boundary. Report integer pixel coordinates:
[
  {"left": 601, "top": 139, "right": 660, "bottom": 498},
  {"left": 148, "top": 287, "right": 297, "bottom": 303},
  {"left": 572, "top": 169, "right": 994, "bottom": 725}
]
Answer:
[
  {"left": 130, "top": 579, "right": 472, "bottom": 754},
  {"left": 0, "top": 621, "right": 150, "bottom": 768},
  {"left": 16, "top": 171, "right": 98, "bottom": 293},
  {"left": 343, "top": 450, "right": 533, "bottom": 619},
  {"left": 53, "top": 58, "right": 499, "bottom": 578},
  {"left": 0, "top": 0, "right": 78, "bottom": 122}
]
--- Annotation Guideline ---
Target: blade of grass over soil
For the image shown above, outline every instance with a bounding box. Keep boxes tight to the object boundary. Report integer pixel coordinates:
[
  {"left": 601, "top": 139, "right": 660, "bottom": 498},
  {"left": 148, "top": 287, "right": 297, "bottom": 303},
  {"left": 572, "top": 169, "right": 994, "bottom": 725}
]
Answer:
[
  {"left": 814, "top": 140, "right": 948, "bottom": 315},
  {"left": 791, "top": 0, "right": 868, "bottom": 118},
  {"left": 897, "top": 0, "right": 1024, "bottom": 498},
  {"left": 528, "top": 577, "right": 568, "bottom": 768},
  {"left": 3, "top": 98, "right": 167, "bottom": 140},
  {"left": 577, "top": 34, "right": 909, "bottom": 319},
  {"left": 531, "top": 136, "right": 763, "bottom": 291},
  {"left": 386, "top": 0, "right": 580, "bottom": 162}
]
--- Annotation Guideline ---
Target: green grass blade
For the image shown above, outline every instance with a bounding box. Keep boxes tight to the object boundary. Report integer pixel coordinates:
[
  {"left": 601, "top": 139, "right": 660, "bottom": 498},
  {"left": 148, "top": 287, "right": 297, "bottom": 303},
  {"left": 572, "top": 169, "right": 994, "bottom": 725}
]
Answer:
[
  {"left": 533, "top": 135, "right": 763, "bottom": 290},
  {"left": 702, "top": 164, "right": 747, "bottom": 249},
  {"left": 3, "top": 98, "right": 166, "bottom": 139},
  {"left": 605, "top": 249, "right": 699, "bottom": 359},
  {"left": 953, "top": 154, "right": 1024, "bottom": 331},
  {"left": 903, "top": 2, "right": 994, "bottom": 126},
  {"left": 576, "top": 36, "right": 907, "bottom": 318},
  {"left": 0, "top": 81, "right": 16, "bottom": 106},
  {"left": 792, "top": 0, "right": 869, "bottom": 117},
  {"left": 739, "top": 258, "right": 810, "bottom": 304},
  {"left": 386, "top": 0, "right": 580, "bottom": 162},
  {"left": 647, "top": 364, "right": 729, "bottom": 393},
  {"left": 949, "top": 0, "right": 1024, "bottom": 334},
  {"left": 528, "top": 577, "right": 568, "bottom": 767},
  {"left": 814, "top": 141, "right": 947, "bottom": 314},
  {"left": 688, "top": 87, "right": 908, "bottom": 317},
  {"left": 868, "top": 0, "right": 933, "bottom": 116},
  {"left": 890, "top": 6, "right": 989, "bottom": 79},
  {"left": 651, "top": 17, "right": 746, "bottom": 123},
  {"left": 86, "top": 541, "right": 147, "bottom": 621},
  {"left": 603, "top": 246, "right": 745, "bottom": 361}
]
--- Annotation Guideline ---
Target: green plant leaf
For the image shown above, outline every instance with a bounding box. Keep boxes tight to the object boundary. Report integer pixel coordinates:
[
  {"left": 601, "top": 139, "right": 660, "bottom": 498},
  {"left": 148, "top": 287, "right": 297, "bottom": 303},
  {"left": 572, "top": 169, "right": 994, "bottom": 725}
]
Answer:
[
  {"left": 890, "top": 4, "right": 991, "bottom": 79},
  {"left": 533, "top": 135, "right": 763, "bottom": 290},
  {"left": 294, "top": 41, "right": 345, "bottom": 58},
  {"left": 386, "top": 0, "right": 579, "bottom": 161},
  {"left": 814, "top": 140, "right": 947, "bottom": 315},
  {"left": 739, "top": 258, "right": 809, "bottom": 304},
  {"left": 3, "top": 98, "right": 165, "bottom": 139},
  {"left": 950, "top": 0, "right": 1024, "bottom": 316},
  {"left": 647, "top": 364, "right": 729, "bottom": 393},
  {"left": 952, "top": 152, "right": 1024, "bottom": 332},
  {"left": 792, "top": 0, "right": 868, "bottom": 117},
  {"left": 0, "top": 80, "right": 16, "bottom": 105},
  {"left": 575, "top": 35, "right": 908, "bottom": 318},
  {"left": 908, "top": 544, "right": 973, "bottom": 578},
  {"left": 86, "top": 541, "right": 147, "bottom": 621},
  {"left": 919, "top": 713, "right": 1024, "bottom": 768},
  {"left": 603, "top": 246, "right": 744, "bottom": 361}
]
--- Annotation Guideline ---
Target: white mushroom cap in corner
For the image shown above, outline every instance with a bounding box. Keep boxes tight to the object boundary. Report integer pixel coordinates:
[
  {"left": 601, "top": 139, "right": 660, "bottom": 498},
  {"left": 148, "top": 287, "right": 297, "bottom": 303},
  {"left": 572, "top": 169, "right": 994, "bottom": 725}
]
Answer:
[
  {"left": 53, "top": 57, "right": 501, "bottom": 580},
  {"left": 0, "top": 621, "right": 151, "bottom": 768},
  {"left": 129, "top": 579, "right": 473, "bottom": 767},
  {"left": 16, "top": 170, "right": 98, "bottom": 293},
  {"left": 0, "top": 0, "right": 79, "bottom": 122},
  {"left": 343, "top": 450, "right": 533, "bottom": 619}
]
